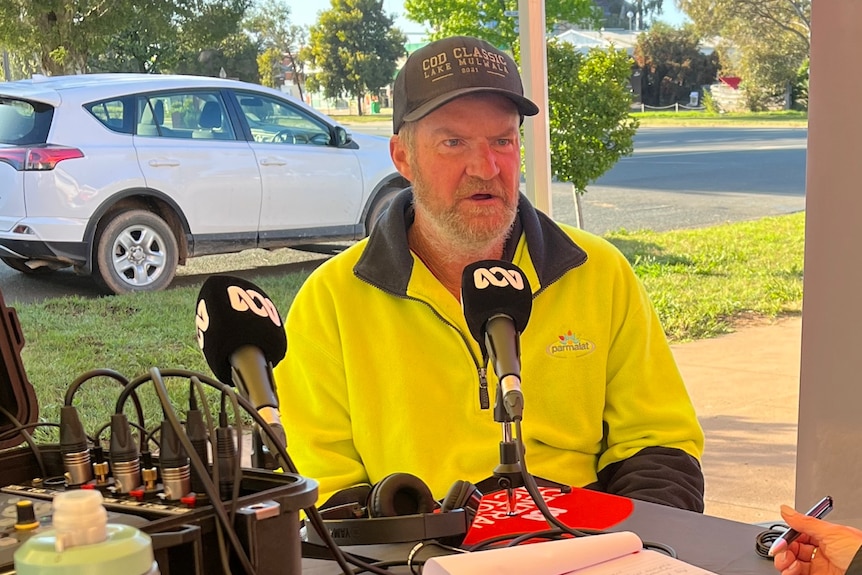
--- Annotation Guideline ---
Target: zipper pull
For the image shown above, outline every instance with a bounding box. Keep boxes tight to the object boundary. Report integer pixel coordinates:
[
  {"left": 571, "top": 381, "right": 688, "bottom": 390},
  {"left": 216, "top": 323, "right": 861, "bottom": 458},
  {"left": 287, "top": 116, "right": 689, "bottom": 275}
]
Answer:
[{"left": 478, "top": 367, "right": 489, "bottom": 410}]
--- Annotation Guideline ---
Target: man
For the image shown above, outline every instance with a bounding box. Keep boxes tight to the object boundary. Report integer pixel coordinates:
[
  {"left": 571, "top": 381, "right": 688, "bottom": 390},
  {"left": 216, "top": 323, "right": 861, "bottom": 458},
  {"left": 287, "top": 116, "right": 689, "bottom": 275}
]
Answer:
[{"left": 274, "top": 35, "right": 705, "bottom": 512}]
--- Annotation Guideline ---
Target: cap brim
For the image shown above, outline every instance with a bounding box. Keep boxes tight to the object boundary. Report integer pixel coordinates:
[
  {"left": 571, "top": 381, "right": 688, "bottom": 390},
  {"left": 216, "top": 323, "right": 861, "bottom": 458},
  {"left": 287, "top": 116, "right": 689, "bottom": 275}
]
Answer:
[{"left": 401, "top": 87, "right": 540, "bottom": 124}]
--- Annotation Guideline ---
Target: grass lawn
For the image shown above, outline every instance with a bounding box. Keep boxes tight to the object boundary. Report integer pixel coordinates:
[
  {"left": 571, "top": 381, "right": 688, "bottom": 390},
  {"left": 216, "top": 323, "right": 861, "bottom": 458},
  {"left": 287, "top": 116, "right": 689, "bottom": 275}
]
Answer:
[
  {"left": 332, "top": 109, "right": 808, "bottom": 128},
  {"left": 11, "top": 212, "right": 804, "bottom": 435}
]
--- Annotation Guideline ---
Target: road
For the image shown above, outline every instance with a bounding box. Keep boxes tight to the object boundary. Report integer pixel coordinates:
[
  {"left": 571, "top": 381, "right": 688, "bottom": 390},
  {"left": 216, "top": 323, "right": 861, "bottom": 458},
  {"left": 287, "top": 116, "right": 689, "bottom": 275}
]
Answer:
[
  {"left": 0, "top": 126, "right": 807, "bottom": 304},
  {"left": 565, "top": 126, "right": 806, "bottom": 235}
]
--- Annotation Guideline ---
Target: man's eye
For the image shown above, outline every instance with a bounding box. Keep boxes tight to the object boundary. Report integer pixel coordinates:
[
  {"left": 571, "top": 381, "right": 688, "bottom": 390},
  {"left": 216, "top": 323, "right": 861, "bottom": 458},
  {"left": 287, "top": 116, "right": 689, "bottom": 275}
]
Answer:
[
  {"left": 443, "top": 139, "right": 461, "bottom": 147},
  {"left": 497, "top": 139, "right": 513, "bottom": 146}
]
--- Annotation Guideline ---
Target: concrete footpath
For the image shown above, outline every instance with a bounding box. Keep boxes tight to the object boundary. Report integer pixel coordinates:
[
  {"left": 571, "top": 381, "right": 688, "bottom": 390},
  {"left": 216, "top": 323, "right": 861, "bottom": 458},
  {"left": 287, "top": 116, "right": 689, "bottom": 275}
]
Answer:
[{"left": 672, "top": 316, "right": 802, "bottom": 525}]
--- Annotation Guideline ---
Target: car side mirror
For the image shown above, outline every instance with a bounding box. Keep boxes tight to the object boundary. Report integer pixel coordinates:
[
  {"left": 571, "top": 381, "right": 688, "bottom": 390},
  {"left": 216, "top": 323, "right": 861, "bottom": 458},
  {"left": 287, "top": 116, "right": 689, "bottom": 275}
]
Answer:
[{"left": 334, "top": 126, "right": 353, "bottom": 147}]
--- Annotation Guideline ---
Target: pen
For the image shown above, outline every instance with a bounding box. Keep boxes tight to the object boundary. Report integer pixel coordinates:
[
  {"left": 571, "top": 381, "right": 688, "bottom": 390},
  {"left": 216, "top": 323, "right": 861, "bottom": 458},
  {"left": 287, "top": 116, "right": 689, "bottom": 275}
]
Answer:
[{"left": 768, "top": 495, "right": 834, "bottom": 557}]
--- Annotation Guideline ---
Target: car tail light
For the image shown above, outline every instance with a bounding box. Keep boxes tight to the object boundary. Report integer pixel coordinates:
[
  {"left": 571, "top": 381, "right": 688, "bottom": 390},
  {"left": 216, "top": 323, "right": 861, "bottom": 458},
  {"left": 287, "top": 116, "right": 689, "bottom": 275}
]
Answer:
[{"left": 0, "top": 146, "right": 84, "bottom": 171}]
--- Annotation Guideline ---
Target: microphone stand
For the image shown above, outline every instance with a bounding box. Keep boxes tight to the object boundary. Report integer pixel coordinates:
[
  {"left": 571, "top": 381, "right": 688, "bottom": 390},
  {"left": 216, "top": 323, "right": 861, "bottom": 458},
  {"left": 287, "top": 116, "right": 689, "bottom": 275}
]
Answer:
[
  {"left": 475, "top": 381, "right": 570, "bottom": 516},
  {"left": 251, "top": 429, "right": 280, "bottom": 470}
]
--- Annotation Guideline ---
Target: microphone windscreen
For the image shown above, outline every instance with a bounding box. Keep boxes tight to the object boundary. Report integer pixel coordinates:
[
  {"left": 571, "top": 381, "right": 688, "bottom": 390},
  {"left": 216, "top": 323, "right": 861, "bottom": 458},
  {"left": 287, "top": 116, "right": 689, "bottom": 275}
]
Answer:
[
  {"left": 195, "top": 275, "right": 287, "bottom": 384},
  {"left": 461, "top": 260, "right": 532, "bottom": 347}
]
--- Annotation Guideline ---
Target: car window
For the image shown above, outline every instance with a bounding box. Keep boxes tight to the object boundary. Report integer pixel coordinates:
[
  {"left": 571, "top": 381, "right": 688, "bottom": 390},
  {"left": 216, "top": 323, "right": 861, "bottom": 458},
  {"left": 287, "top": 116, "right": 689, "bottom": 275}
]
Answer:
[
  {"left": 236, "top": 92, "right": 331, "bottom": 146},
  {"left": 85, "top": 98, "right": 133, "bottom": 134},
  {"left": 0, "top": 98, "right": 53, "bottom": 145},
  {"left": 136, "top": 92, "right": 236, "bottom": 140}
]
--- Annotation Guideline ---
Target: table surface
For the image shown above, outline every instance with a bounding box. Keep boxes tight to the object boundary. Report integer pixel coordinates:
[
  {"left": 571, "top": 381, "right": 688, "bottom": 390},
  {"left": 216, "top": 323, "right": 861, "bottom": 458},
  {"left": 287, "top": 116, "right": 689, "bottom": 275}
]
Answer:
[{"left": 301, "top": 489, "right": 777, "bottom": 575}]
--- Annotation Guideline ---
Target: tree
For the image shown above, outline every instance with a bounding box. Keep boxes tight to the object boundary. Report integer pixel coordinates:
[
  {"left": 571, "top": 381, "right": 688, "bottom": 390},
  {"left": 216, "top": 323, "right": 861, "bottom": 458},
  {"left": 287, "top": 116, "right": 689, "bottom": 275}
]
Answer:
[
  {"left": 243, "top": 0, "right": 307, "bottom": 96},
  {"left": 633, "top": 22, "right": 719, "bottom": 107},
  {"left": 302, "top": 0, "right": 405, "bottom": 115},
  {"left": 173, "top": 32, "right": 261, "bottom": 83},
  {"left": 169, "top": 0, "right": 253, "bottom": 76},
  {"left": 0, "top": 0, "right": 153, "bottom": 75},
  {"left": 258, "top": 47, "right": 284, "bottom": 88},
  {"left": 676, "top": 0, "right": 810, "bottom": 110},
  {"left": 547, "top": 41, "right": 638, "bottom": 228},
  {"left": 92, "top": 1, "right": 253, "bottom": 77},
  {"left": 88, "top": 3, "right": 182, "bottom": 73},
  {"left": 0, "top": 1, "right": 252, "bottom": 77},
  {"left": 0, "top": 48, "right": 37, "bottom": 81},
  {"left": 597, "top": 0, "right": 666, "bottom": 31},
  {"left": 734, "top": 32, "right": 807, "bottom": 110},
  {"left": 404, "top": 0, "right": 597, "bottom": 52},
  {"left": 677, "top": 0, "right": 809, "bottom": 51}
]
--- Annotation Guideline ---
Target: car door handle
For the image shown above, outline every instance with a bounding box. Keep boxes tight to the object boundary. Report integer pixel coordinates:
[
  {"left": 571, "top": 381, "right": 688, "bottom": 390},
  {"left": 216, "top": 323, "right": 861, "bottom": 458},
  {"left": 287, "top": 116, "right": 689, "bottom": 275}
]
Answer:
[
  {"left": 148, "top": 158, "right": 181, "bottom": 167},
  {"left": 259, "top": 157, "right": 287, "bottom": 166}
]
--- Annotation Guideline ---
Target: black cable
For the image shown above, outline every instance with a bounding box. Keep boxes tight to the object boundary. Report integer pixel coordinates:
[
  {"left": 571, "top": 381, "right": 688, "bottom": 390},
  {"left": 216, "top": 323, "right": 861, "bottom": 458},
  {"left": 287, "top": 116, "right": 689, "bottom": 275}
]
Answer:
[
  {"left": 514, "top": 421, "right": 678, "bottom": 558},
  {"left": 351, "top": 560, "right": 414, "bottom": 574},
  {"left": 467, "top": 528, "right": 604, "bottom": 553},
  {"left": 0, "top": 421, "right": 60, "bottom": 444},
  {"left": 93, "top": 420, "right": 159, "bottom": 451},
  {"left": 145, "top": 368, "right": 258, "bottom": 575},
  {"left": 407, "top": 540, "right": 467, "bottom": 574},
  {"left": 154, "top": 368, "right": 392, "bottom": 575},
  {"left": 186, "top": 377, "right": 214, "bottom": 495},
  {"left": 506, "top": 528, "right": 571, "bottom": 547},
  {"left": 189, "top": 375, "right": 233, "bottom": 574},
  {"left": 513, "top": 421, "right": 592, "bottom": 538},
  {"left": 189, "top": 375, "right": 219, "bottom": 494},
  {"left": 0, "top": 405, "right": 48, "bottom": 478},
  {"left": 466, "top": 531, "right": 537, "bottom": 551},
  {"left": 225, "top": 386, "right": 244, "bottom": 521},
  {"left": 68, "top": 368, "right": 147, "bottom": 452},
  {"left": 756, "top": 526, "right": 787, "bottom": 559}
]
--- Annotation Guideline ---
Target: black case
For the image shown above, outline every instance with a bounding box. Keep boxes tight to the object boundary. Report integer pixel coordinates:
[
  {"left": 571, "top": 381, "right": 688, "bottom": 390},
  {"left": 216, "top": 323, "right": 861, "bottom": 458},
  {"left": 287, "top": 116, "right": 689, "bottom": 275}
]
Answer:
[
  {"left": 0, "top": 288, "right": 38, "bottom": 451},
  {"left": 0, "top": 289, "right": 316, "bottom": 575}
]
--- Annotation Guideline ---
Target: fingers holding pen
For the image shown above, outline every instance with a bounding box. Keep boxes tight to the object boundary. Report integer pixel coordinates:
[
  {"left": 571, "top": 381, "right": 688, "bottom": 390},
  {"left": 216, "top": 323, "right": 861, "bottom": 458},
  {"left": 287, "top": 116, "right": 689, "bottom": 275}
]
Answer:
[
  {"left": 772, "top": 504, "right": 862, "bottom": 575},
  {"left": 774, "top": 537, "right": 818, "bottom": 575}
]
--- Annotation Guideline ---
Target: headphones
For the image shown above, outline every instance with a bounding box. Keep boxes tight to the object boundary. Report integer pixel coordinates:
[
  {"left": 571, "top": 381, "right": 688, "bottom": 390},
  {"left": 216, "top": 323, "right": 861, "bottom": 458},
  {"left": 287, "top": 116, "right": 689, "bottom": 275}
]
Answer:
[{"left": 309, "top": 473, "right": 482, "bottom": 547}]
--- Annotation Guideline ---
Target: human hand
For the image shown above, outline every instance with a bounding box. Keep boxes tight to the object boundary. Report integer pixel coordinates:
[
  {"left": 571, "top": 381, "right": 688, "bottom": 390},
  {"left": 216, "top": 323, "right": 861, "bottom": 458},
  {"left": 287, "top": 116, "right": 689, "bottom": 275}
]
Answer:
[{"left": 772, "top": 504, "right": 862, "bottom": 575}]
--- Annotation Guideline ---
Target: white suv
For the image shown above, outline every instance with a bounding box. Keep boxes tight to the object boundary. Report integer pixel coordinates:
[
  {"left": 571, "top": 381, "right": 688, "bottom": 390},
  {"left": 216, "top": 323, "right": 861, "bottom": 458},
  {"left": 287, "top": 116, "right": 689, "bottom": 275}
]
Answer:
[{"left": 0, "top": 74, "right": 407, "bottom": 294}]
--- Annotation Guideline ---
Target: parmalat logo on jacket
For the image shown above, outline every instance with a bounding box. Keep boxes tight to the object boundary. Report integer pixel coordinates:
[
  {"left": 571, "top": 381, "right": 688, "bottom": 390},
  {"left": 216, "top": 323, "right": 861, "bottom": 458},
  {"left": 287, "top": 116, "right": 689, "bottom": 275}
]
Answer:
[{"left": 547, "top": 330, "right": 596, "bottom": 358}]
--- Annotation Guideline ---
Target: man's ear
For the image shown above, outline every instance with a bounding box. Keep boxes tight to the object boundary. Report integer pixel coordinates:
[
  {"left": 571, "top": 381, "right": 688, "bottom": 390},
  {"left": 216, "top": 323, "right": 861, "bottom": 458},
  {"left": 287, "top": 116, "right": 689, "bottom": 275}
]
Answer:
[{"left": 390, "top": 135, "right": 413, "bottom": 181}]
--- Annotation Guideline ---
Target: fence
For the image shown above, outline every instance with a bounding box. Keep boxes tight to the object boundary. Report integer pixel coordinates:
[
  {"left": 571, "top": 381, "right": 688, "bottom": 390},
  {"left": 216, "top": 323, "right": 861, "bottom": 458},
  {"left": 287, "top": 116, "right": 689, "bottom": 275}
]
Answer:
[{"left": 635, "top": 103, "right": 708, "bottom": 112}]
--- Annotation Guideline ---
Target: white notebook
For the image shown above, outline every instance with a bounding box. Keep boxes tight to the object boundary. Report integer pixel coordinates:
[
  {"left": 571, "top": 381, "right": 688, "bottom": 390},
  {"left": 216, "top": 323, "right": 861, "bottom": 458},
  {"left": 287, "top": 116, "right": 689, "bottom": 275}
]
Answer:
[{"left": 423, "top": 531, "right": 718, "bottom": 575}]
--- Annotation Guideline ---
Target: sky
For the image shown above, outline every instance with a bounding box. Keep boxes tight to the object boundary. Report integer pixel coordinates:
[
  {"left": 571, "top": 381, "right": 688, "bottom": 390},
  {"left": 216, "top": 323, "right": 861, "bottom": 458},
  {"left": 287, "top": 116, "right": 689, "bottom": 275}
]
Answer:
[{"left": 287, "top": 1, "right": 689, "bottom": 37}]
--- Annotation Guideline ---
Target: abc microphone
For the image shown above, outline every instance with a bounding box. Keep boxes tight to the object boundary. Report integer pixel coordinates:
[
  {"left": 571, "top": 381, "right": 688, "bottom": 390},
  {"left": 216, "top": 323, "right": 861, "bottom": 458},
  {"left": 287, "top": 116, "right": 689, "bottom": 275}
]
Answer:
[
  {"left": 195, "top": 275, "right": 287, "bottom": 465},
  {"left": 461, "top": 261, "right": 532, "bottom": 421}
]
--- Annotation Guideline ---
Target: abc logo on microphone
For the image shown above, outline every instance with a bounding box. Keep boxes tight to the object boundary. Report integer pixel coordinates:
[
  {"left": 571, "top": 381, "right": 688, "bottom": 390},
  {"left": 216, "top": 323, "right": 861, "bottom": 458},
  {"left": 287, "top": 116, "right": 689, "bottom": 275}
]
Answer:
[
  {"left": 472, "top": 266, "right": 525, "bottom": 290},
  {"left": 195, "top": 275, "right": 287, "bottom": 385},
  {"left": 196, "top": 280, "right": 281, "bottom": 352}
]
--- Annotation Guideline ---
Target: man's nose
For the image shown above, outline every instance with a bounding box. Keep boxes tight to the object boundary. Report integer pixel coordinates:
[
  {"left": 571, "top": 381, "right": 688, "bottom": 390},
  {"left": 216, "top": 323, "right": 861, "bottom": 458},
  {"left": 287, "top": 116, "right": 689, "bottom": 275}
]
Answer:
[{"left": 465, "top": 142, "right": 500, "bottom": 180}]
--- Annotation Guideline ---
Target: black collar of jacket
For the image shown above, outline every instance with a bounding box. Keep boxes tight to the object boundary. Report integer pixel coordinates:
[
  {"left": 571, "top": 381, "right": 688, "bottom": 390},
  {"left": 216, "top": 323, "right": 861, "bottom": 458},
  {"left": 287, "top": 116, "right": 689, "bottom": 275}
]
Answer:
[{"left": 354, "top": 188, "right": 588, "bottom": 295}]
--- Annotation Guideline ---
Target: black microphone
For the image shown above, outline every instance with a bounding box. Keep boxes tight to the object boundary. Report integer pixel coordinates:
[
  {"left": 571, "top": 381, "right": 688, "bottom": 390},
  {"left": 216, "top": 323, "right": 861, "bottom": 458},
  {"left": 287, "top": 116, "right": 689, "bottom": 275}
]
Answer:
[
  {"left": 461, "top": 261, "right": 532, "bottom": 421},
  {"left": 195, "top": 275, "right": 287, "bottom": 464}
]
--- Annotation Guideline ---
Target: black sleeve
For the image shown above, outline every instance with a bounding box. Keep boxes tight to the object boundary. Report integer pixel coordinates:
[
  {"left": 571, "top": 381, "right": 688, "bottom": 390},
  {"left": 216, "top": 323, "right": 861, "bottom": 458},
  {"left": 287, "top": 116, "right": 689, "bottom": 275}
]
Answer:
[
  {"left": 846, "top": 546, "right": 862, "bottom": 575},
  {"left": 587, "top": 446, "right": 705, "bottom": 512}
]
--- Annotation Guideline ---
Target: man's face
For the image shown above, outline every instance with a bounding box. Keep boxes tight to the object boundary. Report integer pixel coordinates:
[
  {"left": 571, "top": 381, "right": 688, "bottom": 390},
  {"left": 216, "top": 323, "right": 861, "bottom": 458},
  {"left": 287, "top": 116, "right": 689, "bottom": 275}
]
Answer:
[{"left": 392, "top": 93, "right": 522, "bottom": 251}]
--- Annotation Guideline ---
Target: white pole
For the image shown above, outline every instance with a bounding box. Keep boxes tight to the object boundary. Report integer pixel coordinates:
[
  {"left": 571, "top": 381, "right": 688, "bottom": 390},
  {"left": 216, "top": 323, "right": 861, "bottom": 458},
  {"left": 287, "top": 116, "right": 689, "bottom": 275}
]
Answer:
[{"left": 518, "top": 0, "right": 553, "bottom": 217}]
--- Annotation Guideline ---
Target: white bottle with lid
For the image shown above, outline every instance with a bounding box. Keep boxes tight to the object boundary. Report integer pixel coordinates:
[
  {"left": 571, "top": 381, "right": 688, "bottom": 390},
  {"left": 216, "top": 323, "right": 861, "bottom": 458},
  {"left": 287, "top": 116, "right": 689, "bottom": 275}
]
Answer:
[{"left": 14, "top": 489, "right": 159, "bottom": 575}]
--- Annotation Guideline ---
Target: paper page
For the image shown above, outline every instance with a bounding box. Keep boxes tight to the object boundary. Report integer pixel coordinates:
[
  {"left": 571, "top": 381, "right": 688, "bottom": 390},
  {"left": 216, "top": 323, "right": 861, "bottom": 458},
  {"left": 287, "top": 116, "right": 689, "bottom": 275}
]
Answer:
[
  {"left": 423, "top": 531, "right": 644, "bottom": 575},
  {"left": 570, "top": 548, "right": 718, "bottom": 575}
]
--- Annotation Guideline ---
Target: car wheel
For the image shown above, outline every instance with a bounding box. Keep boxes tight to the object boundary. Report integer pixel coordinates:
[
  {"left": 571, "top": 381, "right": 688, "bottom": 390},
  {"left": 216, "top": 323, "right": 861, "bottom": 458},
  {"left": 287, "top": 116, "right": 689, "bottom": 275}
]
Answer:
[
  {"left": 93, "top": 209, "right": 178, "bottom": 294},
  {"left": 365, "top": 187, "right": 403, "bottom": 235},
  {"left": 0, "top": 257, "right": 57, "bottom": 274}
]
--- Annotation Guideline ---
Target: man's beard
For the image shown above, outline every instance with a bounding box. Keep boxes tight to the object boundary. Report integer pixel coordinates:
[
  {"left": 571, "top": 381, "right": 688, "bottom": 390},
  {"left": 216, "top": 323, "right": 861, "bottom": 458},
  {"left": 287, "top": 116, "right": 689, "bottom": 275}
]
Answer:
[{"left": 411, "top": 171, "right": 518, "bottom": 260}]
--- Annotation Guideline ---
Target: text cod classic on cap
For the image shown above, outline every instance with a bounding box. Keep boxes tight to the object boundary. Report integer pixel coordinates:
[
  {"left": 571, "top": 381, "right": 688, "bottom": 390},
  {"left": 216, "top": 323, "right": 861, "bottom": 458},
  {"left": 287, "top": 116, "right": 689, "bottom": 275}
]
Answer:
[{"left": 392, "top": 36, "right": 539, "bottom": 134}]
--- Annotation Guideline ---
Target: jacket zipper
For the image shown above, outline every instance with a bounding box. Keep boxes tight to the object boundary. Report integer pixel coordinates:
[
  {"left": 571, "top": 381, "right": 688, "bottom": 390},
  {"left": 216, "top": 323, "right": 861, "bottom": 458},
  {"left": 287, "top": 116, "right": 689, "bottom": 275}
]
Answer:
[{"left": 353, "top": 275, "right": 491, "bottom": 410}]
